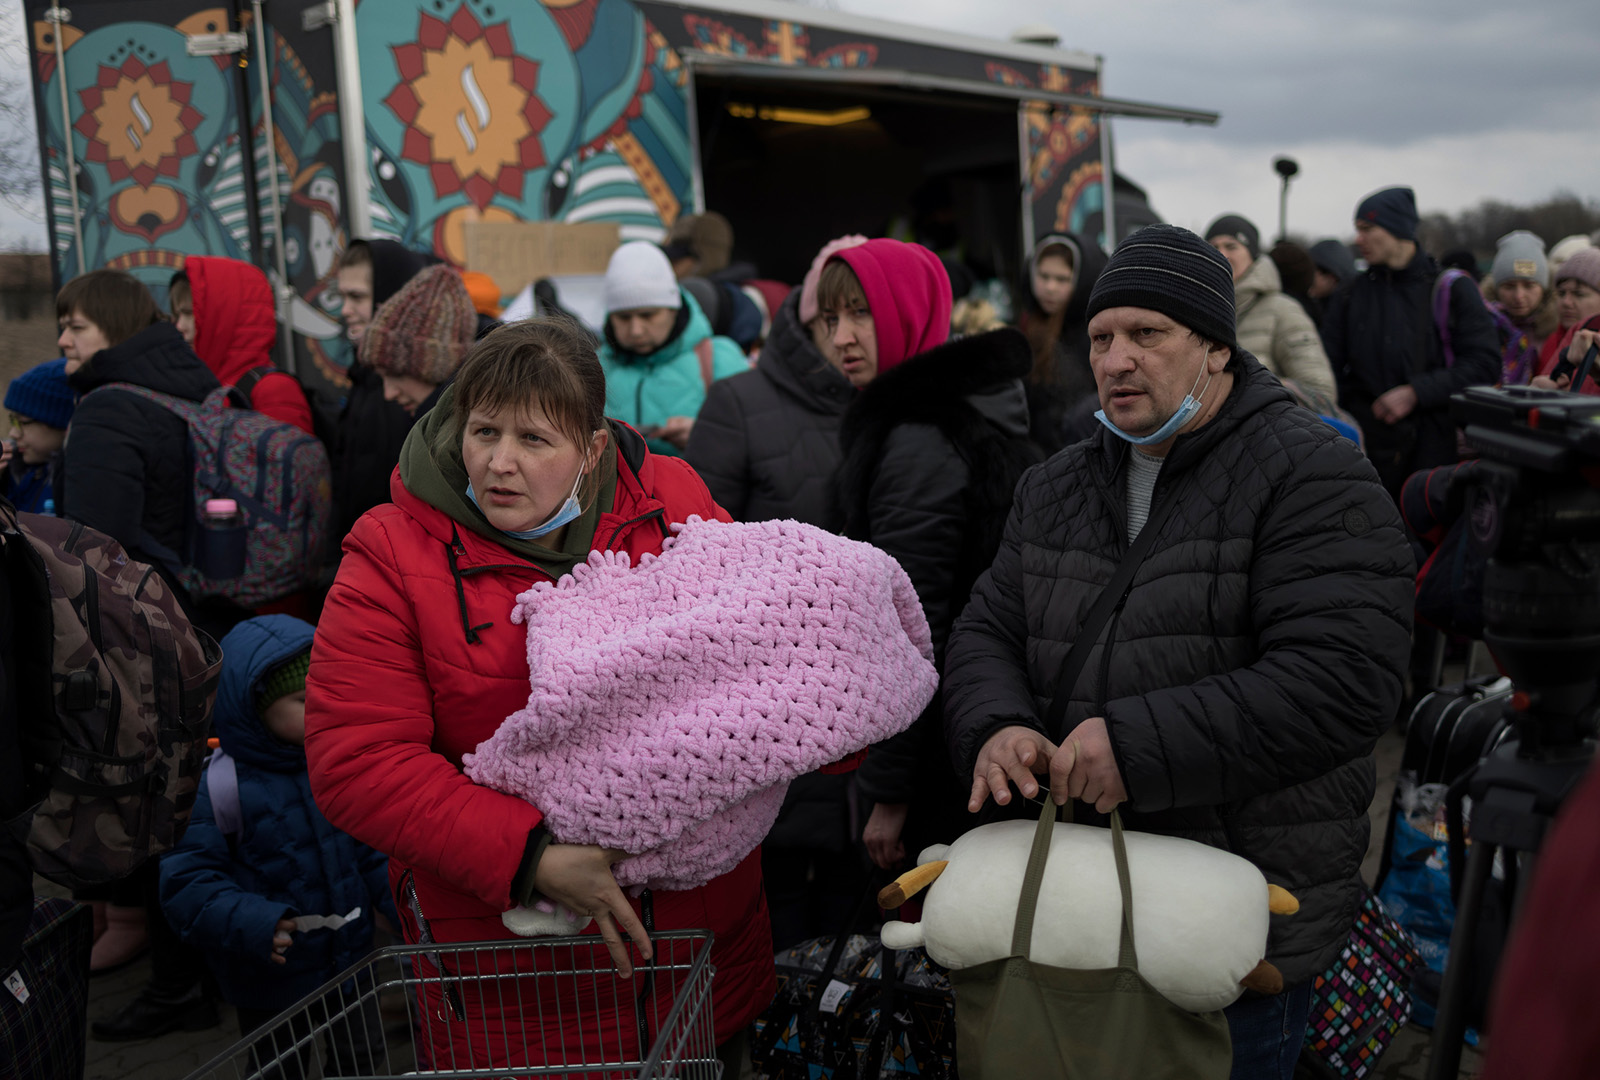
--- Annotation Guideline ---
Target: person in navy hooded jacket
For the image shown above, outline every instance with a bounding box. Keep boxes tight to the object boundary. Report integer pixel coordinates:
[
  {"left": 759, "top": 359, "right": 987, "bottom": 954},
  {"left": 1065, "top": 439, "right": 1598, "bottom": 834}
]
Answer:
[{"left": 160, "top": 614, "right": 395, "bottom": 1078}]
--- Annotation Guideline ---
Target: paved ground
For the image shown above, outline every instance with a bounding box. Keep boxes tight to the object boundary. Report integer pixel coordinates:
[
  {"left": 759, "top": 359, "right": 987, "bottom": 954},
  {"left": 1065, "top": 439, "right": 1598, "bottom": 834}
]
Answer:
[{"left": 45, "top": 725, "right": 1484, "bottom": 1079}]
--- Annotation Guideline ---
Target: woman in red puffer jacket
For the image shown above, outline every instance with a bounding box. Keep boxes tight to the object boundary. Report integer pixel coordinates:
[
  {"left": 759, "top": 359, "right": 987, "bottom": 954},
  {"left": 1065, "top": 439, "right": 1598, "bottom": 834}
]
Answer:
[{"left": 305, "top": 319, "right": 773, "bottom": 1072}]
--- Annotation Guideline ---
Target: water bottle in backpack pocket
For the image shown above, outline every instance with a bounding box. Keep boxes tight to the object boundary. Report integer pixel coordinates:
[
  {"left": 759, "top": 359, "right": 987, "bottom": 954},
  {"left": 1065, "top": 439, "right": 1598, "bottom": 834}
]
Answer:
[
  {"left": 196, "top": 498, "right": 248, "bottom": 581},
  {"left": 90, "top": 383, "right": 333, "bottom": 606}
]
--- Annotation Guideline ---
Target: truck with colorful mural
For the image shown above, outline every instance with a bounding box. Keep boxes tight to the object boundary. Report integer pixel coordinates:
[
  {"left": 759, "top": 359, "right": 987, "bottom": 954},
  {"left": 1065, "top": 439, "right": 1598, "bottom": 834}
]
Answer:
[{"left": 25, "top": 0, "right": 1214, "bottom": 403}]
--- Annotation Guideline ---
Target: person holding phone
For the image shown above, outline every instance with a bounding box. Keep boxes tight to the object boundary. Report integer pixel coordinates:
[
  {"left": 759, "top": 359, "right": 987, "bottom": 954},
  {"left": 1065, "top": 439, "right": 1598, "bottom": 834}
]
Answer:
[
  {"left": 1, "top": 358, "right": 73, "bottom": 514},
  {"left": 1532, "top": 248, "right": 1600, "bottom": 395}
]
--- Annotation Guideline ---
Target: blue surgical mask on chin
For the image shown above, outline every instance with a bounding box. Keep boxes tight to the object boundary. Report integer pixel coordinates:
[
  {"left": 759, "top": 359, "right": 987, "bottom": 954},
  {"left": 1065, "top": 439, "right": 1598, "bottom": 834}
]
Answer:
[
  {"left": 1095, "top": 346, "right": 1213, "bottom": 447},
  {"left": 466, "top": 462, "right": 587, "bottom": 541}
]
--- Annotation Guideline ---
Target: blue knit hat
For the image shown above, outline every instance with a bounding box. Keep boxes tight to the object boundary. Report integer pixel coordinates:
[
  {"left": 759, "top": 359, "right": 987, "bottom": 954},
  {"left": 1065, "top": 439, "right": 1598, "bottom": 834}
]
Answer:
[
  {"left": 4, "top": 358, "right": 74, "bottom": 430},
  {"left": 1086, "top": 224, "right": 1238, "bottom": 350},
  {"left": 1355, "top": 187, "right": 1419, "bottom": 242}
]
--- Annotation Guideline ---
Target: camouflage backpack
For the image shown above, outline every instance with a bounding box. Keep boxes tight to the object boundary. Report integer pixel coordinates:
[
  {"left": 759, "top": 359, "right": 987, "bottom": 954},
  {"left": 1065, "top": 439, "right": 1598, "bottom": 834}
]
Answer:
[
  {"left": 4, "top": 504, "right": 222, "bottom": 888},
  {"left": 90, "top": 382, "right": 333, "bottom": 607}
]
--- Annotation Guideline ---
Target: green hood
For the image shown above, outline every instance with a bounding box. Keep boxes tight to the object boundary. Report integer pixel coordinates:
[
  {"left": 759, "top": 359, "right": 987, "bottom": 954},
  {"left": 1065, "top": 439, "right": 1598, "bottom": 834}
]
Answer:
[{"left": 398, "top": 383, "right": 617, "bottom": 581}]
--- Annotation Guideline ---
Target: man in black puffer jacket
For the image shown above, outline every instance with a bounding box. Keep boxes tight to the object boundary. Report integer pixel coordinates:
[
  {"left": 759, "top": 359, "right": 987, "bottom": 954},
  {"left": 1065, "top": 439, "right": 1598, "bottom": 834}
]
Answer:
[{"left": 944, "top": 225, "right": 1414, "bottom": 1078}]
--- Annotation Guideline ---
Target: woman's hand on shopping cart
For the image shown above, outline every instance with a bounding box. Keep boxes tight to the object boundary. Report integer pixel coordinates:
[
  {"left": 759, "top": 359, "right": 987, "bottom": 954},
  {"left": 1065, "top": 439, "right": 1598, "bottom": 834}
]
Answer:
[
  {"left": 533, "top": 844, "right": 653, "bottom": 978},
  {"left": 269, "top": 919, "right": 295, "bottom": 965}
]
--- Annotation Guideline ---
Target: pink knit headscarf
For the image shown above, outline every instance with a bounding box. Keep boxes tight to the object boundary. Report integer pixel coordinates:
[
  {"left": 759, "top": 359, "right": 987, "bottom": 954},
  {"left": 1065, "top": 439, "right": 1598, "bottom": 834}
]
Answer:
[
  {"left": 799, "top": 234, "right": 869, "bottom": 325},
  {"left": 833, "top": 239, "right": 953, "bottom": 373}
]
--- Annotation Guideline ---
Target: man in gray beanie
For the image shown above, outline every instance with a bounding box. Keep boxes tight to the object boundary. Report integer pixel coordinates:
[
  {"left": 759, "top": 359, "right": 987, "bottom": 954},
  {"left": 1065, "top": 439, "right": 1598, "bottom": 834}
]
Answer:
[
  {"left": 1323, "top": 187, "right": 1500, "bottom": 496},
  {"left": 942, "top": 222, "right": 1414, "bottom": 1078}
]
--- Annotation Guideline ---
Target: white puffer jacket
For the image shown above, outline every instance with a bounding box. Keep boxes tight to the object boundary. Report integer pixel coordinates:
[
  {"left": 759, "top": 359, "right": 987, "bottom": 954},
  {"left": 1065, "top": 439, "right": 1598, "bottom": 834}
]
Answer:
[{"left": 1234, "top": 255, "right": 1338, "bottom": 403}]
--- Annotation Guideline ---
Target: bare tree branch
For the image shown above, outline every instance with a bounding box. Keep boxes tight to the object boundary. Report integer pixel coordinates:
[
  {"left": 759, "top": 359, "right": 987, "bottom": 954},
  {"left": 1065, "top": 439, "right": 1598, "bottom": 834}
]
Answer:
[{"left": 0, "top": 2, "right": 43, "bottom": 221}]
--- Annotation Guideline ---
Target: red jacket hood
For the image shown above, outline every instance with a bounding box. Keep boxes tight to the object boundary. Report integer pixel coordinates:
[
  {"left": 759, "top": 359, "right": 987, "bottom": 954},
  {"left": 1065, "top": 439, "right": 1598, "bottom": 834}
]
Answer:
[
  {"left": 833, "top": 238, "right": 952, "bottom": 373},
  {"left": 185, "top": 256, "right": 277, "bottom": 385}
]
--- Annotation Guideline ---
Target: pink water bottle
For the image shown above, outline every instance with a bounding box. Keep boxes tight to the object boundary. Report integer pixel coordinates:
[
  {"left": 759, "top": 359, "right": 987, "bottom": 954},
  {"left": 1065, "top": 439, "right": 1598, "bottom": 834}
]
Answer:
[{"left": 199, "top": 498, "right": 247, "bottom": 579}]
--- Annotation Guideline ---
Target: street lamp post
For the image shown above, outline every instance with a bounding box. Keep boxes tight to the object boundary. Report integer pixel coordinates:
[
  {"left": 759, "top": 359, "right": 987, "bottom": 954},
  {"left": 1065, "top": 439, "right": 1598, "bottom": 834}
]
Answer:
[{"left": 1273, "top": 156, "right": 1300, "bottom": 243}]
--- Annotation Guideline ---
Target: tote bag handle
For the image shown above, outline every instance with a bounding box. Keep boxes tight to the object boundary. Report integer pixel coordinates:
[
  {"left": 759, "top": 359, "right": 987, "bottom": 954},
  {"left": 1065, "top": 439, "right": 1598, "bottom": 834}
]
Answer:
[{"left": 1011, "top": 798, "right": 1138, "bottom": 972}]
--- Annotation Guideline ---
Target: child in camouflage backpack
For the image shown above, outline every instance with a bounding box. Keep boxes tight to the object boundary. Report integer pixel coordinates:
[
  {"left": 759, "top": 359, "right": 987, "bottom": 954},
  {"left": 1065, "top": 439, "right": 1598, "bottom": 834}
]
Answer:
[{"left": 160, "top": 615, "right": 396, "bottom": 1079}]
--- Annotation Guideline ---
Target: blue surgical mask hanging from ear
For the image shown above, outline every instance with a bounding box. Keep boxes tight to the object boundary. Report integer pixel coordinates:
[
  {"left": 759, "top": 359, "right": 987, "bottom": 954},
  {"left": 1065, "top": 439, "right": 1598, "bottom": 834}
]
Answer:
[
  {"left": 467, "top": 456, "right": 589, "bottom": 541},
  {"left": 1095, "top": 345, "right": 1213, "bottom": 447}
]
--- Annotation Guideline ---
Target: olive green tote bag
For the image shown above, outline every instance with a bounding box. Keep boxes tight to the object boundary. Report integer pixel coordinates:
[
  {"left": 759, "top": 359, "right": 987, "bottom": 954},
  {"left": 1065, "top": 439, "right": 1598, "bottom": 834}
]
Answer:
[{"left": 950, "top": 800, "right": 1233, "bottom": 1079}]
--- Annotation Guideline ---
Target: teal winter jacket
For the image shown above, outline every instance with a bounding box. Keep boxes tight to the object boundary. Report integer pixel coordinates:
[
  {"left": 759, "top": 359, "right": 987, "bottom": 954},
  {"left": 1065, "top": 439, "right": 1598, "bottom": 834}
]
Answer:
[{"left": 598, "top": 290, "right": 749, "bottom": 437}]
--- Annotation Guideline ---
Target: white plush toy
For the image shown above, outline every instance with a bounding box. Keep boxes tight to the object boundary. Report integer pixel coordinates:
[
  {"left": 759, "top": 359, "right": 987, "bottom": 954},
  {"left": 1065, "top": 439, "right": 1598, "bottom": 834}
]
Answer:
[{"left": 878, "top": 817, "right": 1299, "bottom": 1013}]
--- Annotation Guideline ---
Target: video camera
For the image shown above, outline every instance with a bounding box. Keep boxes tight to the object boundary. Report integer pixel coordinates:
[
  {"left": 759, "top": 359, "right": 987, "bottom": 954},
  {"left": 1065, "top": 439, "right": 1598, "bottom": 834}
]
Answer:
[
  {"left": 1450, "top": 385, "right": 1600, "bottom": 753},
  {"left": 1420, "top": 385, "right": 1600, "bottom": 1080}
]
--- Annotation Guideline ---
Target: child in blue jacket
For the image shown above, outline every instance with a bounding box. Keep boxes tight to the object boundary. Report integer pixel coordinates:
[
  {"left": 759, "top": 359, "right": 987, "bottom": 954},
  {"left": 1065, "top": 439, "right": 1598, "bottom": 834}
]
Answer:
[
  {"left": 2, "top": 358, "right": 73, "bottom": 515},
  {"left": 160, "top": 615, "right": 396, "bottom": 1078}
]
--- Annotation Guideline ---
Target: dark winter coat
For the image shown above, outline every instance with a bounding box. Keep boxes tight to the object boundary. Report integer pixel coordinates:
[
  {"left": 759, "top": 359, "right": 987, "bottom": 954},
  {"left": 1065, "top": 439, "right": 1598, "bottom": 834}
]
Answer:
[
  {"left": 159, "top": 615, "right": 395, "bottom": 1012},
  {"left": 686, "top": 286, "right": 853, "bottom": 528},
  {"left": 1, "top": 457, "right": 57, "bottom": 515},
  {"left": 62, "top": 322, "right": 220, "bottom": 584},
  {"left": 942, "top": 355, "right": 1415, "bottom": 986},
  {"left": 839, "top": 328, "right": 1041, "bottom": 838},
  {"left": 686, "top": 286, "right": 857, "bottom": 853},
  {"left": 333, "top": 241, "right": 436, "bottom": 540},
  {"left": 1019, "top": 239, "right": 1108, "bottom": 456},
  {"left": 1322, "top": 248, "right": 1499, "bottom": 493}
]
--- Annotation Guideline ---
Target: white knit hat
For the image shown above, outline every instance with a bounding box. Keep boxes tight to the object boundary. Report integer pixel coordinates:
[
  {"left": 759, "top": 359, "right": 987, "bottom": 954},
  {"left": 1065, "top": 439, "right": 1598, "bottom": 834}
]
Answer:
[{"left": 604, "top": 241, "right": 682, "bottom": 314}]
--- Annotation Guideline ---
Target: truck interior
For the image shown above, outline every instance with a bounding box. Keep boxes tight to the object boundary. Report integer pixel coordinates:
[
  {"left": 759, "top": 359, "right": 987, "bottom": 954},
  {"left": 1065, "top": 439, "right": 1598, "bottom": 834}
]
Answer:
[{"left": 693, "top": 72, "right": 1025, "bottom": 289}]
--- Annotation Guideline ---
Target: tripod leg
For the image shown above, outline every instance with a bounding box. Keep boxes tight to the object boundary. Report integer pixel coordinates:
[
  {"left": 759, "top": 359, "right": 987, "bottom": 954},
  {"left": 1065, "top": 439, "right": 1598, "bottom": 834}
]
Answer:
[{"left": 1426, "top": 837, "right": 1496, "bottom": 1080}]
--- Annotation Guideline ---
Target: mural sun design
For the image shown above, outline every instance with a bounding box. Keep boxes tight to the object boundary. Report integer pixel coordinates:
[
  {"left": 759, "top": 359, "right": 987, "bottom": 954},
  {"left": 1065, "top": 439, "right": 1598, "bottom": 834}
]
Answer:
[
  {"left": 74, "top": 57, "right": 202, "bottom": 189},
  {"left": 384, "top": 4, "right": 552, "bottom": 211}
]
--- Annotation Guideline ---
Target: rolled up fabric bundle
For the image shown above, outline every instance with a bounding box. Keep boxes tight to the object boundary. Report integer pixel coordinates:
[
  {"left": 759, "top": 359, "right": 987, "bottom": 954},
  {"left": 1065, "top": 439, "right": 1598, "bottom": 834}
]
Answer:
[{"left": 464, "top": 516, "right": 938, "bottom": 895}]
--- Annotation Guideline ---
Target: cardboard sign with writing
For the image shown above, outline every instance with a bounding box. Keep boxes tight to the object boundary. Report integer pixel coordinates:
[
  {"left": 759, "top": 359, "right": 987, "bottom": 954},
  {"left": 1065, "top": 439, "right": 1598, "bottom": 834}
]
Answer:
[{"left": 465, "top": 222, "right": 621, "bottom": 295}]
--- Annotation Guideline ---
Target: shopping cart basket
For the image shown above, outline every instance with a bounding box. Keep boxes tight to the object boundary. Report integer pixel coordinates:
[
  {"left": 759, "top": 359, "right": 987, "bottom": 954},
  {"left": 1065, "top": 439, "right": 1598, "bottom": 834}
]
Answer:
[{"left": 182, "top": 929, "right": 718, "bottom": 1079}]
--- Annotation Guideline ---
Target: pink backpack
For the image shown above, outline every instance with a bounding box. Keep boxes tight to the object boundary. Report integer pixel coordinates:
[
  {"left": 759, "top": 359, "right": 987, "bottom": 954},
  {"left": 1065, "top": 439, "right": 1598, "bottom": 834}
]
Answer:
[{"left": 91, "top": 383, "right": 333, "bottom": 606}]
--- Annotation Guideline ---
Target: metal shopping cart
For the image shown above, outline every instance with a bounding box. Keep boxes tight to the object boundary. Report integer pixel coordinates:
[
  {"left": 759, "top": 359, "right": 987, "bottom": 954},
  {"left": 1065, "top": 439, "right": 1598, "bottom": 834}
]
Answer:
[{"left": 182, "top": 930, "right": 718, "bottom": 1080}]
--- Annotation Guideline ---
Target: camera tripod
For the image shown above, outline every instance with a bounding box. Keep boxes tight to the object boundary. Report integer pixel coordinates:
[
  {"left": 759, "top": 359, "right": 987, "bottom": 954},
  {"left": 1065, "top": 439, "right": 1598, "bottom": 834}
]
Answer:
[{"left": 1423, "top": 733, "right": 1593, "bottom": 1080}]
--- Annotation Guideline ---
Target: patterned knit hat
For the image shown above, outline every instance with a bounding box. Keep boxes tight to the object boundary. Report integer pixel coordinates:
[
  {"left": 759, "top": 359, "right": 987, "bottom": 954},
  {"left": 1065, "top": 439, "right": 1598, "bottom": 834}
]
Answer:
[
  {"left": 1086, "top": 224, "right": 1238, "bottom": 349},
  {"left": 362, "top": 264, "right": 477, "bottom": 383},
  {"left": 4, "top": 358, "right": 74, "bottom": 430},
  {"left": 256, "top": 651, "right": 310, "bottom": 714}
]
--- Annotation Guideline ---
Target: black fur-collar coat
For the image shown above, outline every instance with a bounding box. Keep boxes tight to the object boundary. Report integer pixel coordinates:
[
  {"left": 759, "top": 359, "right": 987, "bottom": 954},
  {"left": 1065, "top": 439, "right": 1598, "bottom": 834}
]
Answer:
[{"left": 837, "top": 327, "right": 1041, "bottom": 816}]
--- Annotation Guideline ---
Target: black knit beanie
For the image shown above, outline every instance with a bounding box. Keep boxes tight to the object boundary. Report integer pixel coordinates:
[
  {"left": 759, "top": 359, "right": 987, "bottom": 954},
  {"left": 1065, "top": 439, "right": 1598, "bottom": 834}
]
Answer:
[
  {"left": 1204, "top": 214, "right": 1259, "bottom": 260},
  {"left": 1085, "top": 224, "right": 1238, "bottom": 350},
  {"left": 1355, "top": 187, "right": 1419, "bottom": 242}
]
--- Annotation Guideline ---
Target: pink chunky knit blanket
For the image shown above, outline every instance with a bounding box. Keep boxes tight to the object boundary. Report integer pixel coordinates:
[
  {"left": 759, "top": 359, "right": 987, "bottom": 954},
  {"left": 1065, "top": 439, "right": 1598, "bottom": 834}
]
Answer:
[{"left": 462, "top": 517, "right": 937, "bottom": 891}]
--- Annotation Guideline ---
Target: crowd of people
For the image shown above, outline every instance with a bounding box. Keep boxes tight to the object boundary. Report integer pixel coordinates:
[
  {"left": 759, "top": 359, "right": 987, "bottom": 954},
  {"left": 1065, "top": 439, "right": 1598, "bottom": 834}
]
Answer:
[{"left": 2, "top": 186, "right": 1597, "bottom": 1080}]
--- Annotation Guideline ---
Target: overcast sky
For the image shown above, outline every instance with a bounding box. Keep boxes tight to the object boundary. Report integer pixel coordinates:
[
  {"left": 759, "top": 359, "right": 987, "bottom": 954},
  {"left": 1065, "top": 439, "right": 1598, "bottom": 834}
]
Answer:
[
  {"left": 3, "top": 0, "right": 1597, "bottom": 248},
  {"left": 842, "top": 0, "right": 1600, "bottom": 243}
]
